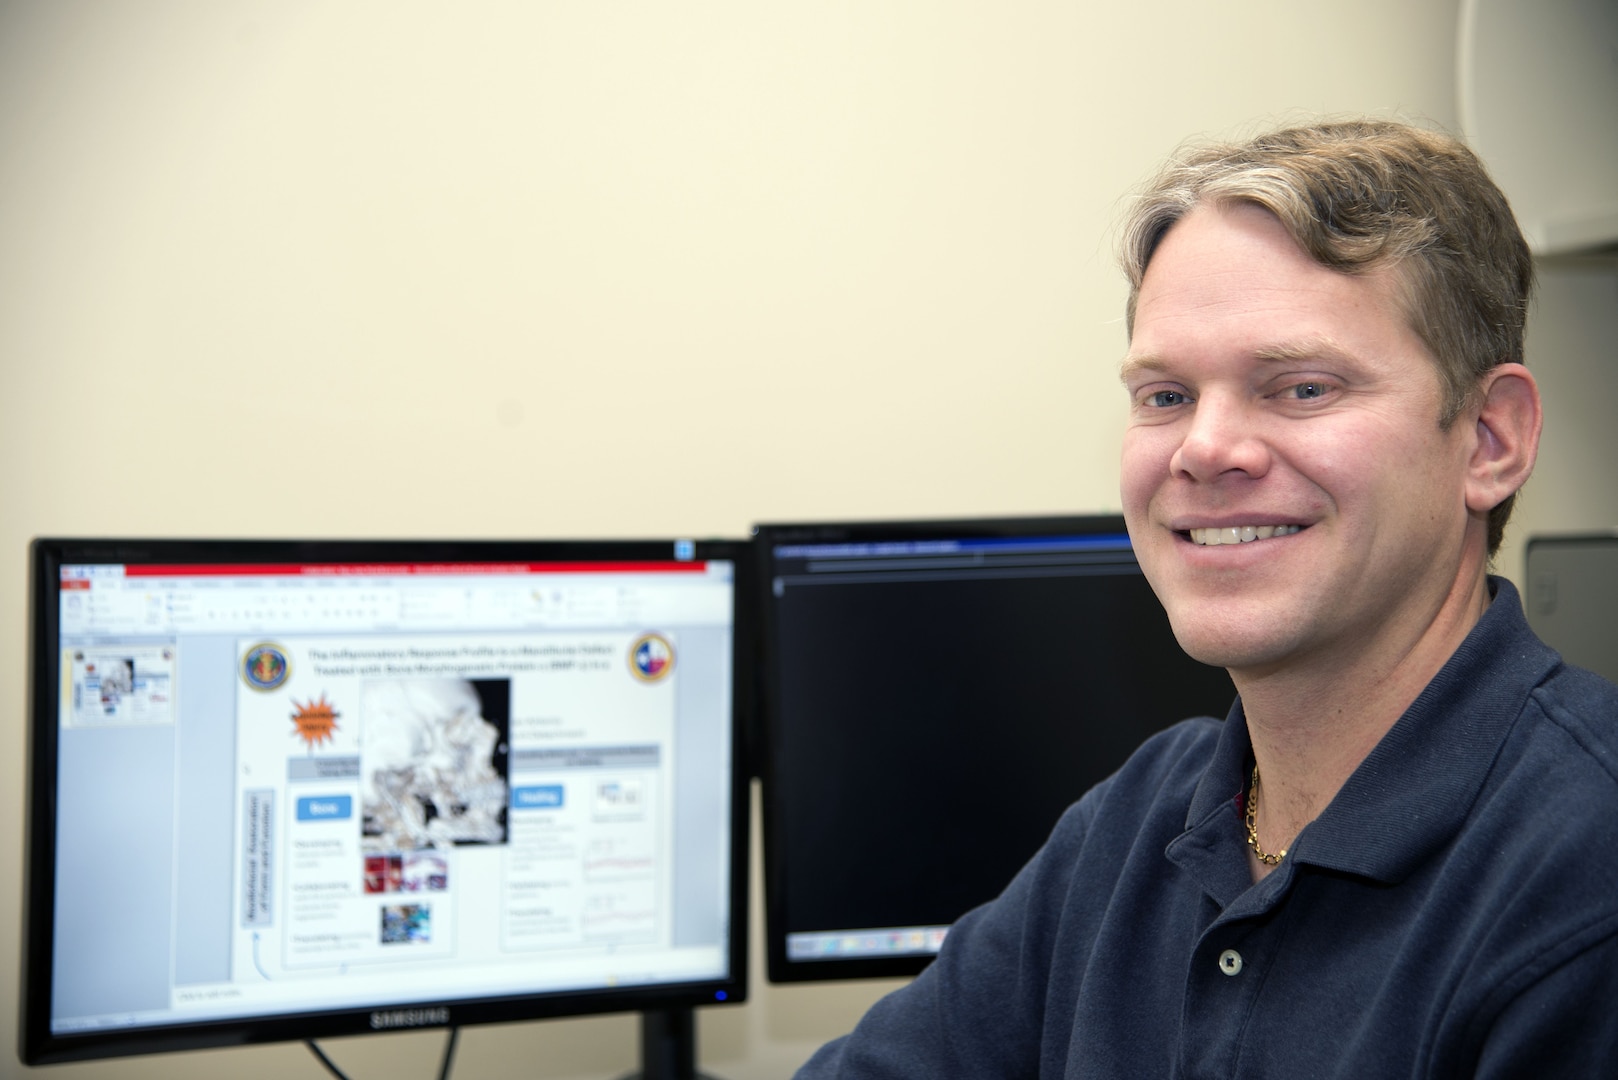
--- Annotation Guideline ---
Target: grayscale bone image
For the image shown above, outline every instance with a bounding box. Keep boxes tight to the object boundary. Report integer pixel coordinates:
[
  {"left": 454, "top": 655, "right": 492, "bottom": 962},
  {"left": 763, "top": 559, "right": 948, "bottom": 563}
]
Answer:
[{"left": 361, "top": 678, "right": 510, "bottom": 852}]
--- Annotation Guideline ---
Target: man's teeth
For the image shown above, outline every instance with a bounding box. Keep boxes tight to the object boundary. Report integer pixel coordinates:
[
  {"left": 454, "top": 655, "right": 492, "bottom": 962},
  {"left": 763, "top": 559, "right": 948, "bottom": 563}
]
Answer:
[{"left": 1188, "top": 525, "right": 1303, "bottom": 546}]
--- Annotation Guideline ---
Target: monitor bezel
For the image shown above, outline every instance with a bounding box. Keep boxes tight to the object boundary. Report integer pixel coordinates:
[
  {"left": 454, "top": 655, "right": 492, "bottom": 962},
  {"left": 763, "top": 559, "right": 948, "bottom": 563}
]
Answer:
[
  {"left": 752, "top": 514, "right": 1149, "bottom": 983},
  {"left": 21, "top": 536, "right": 753, "bottom": 1067}
]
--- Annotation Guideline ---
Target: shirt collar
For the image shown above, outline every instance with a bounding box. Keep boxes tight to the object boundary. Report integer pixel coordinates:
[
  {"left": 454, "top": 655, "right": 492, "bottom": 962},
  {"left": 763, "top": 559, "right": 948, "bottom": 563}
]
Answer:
[{"left": 1174, "top": 576, "right": 1559, "bottom": 894}]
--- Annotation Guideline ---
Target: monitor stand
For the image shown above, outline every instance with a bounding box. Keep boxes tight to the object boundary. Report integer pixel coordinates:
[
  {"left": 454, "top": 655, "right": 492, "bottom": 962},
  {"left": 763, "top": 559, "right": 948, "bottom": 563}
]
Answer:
[{"left": 620, "top": 1007, "right": 722, "bottom": 1080}]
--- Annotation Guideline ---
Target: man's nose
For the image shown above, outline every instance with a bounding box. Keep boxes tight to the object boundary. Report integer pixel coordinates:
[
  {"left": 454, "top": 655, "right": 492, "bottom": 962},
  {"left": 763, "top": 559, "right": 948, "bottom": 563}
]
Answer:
[{"left": 1168, "top": 396, "right": 1272, "bottom": 482}]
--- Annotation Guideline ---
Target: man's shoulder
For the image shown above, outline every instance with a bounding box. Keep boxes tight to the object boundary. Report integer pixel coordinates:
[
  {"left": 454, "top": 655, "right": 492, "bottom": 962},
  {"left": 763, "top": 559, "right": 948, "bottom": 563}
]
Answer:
[
  {"left": 1057, "top": 714, "right": 1226, "bottom": 838},
  {"left": 1088, "top": 713, "right": 1224, "bottom": 795},
  {"left": 1528, "top": 659, "right": 1618, "bottom": 787},
  {"left": 1460, "top": 581, "right": 1618, "bottom": 800},
  {"left": 1430, "top": 660, "right": 1618, "bottom": 1002},
  {"left": 1459, "top": 658, "right": 1618, "bottom": 903},
  {"left": 1121, "top": 713, "right": 1226, "bottom": 781}
]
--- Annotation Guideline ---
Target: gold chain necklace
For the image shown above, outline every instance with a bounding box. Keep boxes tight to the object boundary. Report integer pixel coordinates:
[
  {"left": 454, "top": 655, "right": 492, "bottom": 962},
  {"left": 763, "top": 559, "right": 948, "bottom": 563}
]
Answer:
[{"left": 1245, "top": 763, "right": 1287, "bottom": 865}]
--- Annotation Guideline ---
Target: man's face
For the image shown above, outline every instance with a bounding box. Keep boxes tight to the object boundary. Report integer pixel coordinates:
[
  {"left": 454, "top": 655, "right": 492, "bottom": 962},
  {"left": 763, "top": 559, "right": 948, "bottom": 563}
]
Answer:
[{"left": 1119, "top": 201, "right": 1476, "bottom": 680}]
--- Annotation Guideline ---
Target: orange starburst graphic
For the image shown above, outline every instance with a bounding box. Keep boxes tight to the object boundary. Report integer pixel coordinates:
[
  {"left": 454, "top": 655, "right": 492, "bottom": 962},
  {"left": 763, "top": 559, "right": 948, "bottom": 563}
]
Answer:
[{"left": 291, "top": 694, "right": 341, "bottom": 750}]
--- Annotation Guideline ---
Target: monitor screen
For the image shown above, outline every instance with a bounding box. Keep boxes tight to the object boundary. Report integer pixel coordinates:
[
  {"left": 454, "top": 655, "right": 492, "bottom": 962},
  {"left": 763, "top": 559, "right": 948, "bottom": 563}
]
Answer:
[
  {"left": 1524, "top": 532, "right": 1618, "bottom": 685},
  {"left": 754, "top": 516, "right": 1235, "bottom": 982},
  {"left": 21, "top": 538, "right": 750, "bottom": 1067}
]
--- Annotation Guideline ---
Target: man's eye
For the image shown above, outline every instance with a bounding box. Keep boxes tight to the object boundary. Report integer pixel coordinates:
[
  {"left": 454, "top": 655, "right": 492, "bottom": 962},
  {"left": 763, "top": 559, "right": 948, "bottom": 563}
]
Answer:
[
  {"left": 1289, "top": 381, "right": 1329, "bottom": 400},
  {"left": 1146, "top": 390, "right": 1190, "bottom": 407}
]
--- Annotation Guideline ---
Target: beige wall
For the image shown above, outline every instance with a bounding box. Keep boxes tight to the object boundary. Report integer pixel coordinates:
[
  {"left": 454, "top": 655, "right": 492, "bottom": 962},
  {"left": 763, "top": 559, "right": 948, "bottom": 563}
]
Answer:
[{"left": 12, "top": 1, "right": 1584, "bottom": 1076}]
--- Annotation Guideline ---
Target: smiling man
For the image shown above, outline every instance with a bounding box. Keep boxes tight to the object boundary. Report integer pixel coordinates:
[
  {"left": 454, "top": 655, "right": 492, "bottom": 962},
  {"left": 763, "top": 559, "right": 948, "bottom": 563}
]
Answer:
[{"left": 795, "top": 121, "right": 1618, "bottom": 1078}]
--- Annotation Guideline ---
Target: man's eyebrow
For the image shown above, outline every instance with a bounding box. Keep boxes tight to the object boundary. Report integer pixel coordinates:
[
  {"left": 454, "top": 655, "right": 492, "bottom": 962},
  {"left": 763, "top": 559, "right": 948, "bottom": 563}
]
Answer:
[
  {"left": 1251, "top": 336, "right": 1359, "bottom": 364},
  {"left": 1118, "top": 337, "right": 1361, "bottom": 383},
  {"left": 1117, "top": 354, "right": 1167, "bottom": 384}
]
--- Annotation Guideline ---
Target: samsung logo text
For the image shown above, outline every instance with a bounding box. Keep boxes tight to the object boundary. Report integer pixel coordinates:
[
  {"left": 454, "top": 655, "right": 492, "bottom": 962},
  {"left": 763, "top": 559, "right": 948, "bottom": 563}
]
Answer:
[{"left": 370, "top": 1007, "right": 450, "bottom": 1030}]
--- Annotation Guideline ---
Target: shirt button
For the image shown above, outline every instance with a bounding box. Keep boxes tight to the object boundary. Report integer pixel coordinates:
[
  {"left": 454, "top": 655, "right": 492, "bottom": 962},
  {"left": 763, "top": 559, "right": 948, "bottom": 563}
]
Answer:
[{"left": 1218, "top": 949, "right": 1243, "bottom": 976}]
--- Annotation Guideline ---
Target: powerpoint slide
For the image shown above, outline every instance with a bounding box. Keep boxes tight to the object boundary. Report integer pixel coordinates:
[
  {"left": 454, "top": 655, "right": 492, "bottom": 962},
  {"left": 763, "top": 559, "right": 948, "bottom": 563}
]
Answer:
[
  {"left": 61, "top": 644, "right": 175, "bottom": 727},
  {"left": 229, "top": 630, "right": 678, "bottom": 981}
]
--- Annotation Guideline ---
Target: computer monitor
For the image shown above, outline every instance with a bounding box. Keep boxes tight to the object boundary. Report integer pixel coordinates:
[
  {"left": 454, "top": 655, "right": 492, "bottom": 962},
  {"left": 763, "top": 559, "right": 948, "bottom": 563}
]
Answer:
[
  {"left": 754, "top": 516, "right": 1235, "bottom": 983},
  {"left": 21, "top": 538, "right": 750, "bottom": 1074},
  {"left": 1524, "top": 531, "right": 1618, "bottom": 685}
]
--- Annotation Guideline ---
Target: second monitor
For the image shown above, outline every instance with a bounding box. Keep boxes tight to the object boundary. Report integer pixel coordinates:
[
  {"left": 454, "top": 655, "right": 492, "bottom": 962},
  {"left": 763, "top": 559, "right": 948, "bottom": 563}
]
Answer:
[{"left": 754, "top": 516, "right": 1235, "bottom": 983}]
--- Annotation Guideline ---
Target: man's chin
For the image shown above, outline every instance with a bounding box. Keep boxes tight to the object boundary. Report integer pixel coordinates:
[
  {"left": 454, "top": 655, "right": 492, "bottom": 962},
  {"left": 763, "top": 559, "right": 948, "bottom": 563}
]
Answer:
[{"left": 1164, "top": 613, "right": 1300, "bottom": 675}]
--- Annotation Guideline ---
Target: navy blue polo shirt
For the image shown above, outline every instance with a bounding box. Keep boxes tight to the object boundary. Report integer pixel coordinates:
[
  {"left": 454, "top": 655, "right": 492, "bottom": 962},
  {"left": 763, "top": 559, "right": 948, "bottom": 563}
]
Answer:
[{"left": 796, "top": 578, "right": 1618, "bottom": 1078}]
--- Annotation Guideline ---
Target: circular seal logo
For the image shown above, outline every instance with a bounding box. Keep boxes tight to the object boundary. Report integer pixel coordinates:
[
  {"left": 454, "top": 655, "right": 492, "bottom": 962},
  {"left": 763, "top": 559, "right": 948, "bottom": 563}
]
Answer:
[
  {"left": 242, "top": 643, "right": 290, "bottom": 691},
  {"left": 629, "top": 633, "right": 674, "bottom": 682}
]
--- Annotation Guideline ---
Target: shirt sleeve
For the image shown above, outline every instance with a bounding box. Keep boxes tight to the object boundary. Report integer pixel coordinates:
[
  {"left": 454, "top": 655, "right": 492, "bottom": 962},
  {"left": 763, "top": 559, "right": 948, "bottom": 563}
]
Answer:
[
  {"left": 1470, "top": 917, "right": 1618, "bottom": 1078},
  {"left": 792, "top": 798, "right": 1095, "bottom": 1080}
]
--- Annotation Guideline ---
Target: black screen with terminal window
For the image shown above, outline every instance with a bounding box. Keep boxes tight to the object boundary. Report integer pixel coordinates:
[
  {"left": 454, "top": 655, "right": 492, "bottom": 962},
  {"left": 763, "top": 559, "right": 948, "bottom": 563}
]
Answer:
[{"left": 754, "top": 516, "right": 1235, "bottom": 982}]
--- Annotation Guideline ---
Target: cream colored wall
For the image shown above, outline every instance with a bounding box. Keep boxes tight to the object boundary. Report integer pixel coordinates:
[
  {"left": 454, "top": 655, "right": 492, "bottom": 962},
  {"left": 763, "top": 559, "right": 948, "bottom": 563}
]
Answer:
[{"left": 0, "top": 2, "right": 1486, "bottom": 1077}]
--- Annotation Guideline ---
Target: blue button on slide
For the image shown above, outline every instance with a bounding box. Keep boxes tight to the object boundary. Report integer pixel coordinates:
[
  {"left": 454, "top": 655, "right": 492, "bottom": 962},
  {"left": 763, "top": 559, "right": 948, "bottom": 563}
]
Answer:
[
  {"left": 512, "top": 784, "right": 565, "bottom": 809},
  {"left": 296, "top": 795, "right": 353, "bottom": 821}
]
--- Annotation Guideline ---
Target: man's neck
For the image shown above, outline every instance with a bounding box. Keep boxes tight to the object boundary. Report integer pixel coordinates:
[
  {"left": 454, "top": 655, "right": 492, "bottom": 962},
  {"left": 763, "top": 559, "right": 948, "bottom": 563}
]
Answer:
[{"left": 1234, "top": 570, "right": 1493, "bottom": 879}]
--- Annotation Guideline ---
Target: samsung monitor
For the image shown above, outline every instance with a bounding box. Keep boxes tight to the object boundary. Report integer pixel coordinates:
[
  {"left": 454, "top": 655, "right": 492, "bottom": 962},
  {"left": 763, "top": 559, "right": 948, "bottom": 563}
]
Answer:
[
  {"left": 22, "top": 538, "right": 750, "bottom": 1075},
  {"left": 754, "top": 516, "right": 1235, "bottom": 983}
]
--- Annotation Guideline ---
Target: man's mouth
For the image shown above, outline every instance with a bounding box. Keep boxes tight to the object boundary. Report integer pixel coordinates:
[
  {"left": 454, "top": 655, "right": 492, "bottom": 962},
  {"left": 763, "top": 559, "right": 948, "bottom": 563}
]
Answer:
[{"left": 1185, "top": 525, "right": 1304, "bottom": 546}]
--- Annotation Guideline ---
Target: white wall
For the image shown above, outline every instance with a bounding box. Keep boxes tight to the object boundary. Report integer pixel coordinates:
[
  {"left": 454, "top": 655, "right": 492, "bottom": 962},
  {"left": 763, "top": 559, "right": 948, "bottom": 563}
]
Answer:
[{"left": 2, "top": 1, "right": 1530, "bottom": 1077}]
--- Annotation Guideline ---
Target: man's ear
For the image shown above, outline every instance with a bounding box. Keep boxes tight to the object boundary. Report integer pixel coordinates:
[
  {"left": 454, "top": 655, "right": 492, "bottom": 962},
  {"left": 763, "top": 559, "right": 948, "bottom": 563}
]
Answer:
[{"left": 1464, "top": 363, "right": 1542, "bottom": 514}]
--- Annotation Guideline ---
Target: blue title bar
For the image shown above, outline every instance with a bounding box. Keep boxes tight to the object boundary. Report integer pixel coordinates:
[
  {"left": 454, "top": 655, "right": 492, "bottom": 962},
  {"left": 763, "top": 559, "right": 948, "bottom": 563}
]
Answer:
[{"left": 773, "top": 534, "right": 1133, "bottom": 560}]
